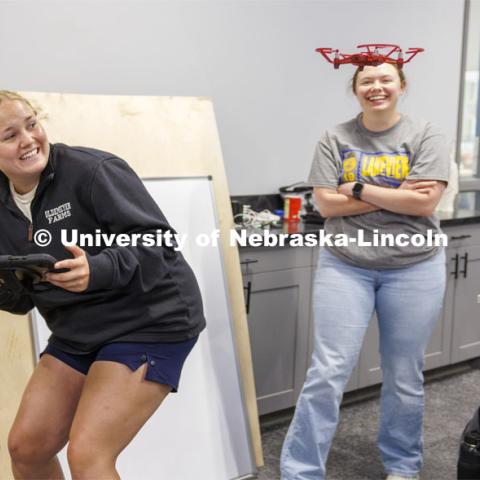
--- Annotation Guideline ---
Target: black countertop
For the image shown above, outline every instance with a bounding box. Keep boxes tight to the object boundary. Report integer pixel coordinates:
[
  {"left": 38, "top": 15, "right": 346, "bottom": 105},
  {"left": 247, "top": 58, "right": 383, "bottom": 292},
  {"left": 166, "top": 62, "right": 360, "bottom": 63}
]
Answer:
[
  {"left": 231, "top": 194, "right": 480, "bottom": 249},
  {"left": 233, "top": 209, "right": 480, "bottom": 249},
  {"left": 230, "top": 194, "right": 480, "bottom": 228},
  {"left": 437, "top": 209, "right": 480, "bottom": 227}
]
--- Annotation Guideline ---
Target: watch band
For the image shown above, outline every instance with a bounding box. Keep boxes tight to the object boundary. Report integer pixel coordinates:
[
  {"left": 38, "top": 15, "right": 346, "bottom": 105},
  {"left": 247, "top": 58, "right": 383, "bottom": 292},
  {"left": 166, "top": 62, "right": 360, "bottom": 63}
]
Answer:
[{"left": 352, "top": 182, "right": 364, "bottom": 200}]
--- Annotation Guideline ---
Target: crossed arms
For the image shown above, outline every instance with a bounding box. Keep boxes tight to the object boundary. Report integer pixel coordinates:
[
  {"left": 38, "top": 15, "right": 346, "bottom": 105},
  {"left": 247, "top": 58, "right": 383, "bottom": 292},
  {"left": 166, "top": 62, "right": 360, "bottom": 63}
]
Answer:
[{"left": 314, "top": 180, "right": 446, "bottom": 218}]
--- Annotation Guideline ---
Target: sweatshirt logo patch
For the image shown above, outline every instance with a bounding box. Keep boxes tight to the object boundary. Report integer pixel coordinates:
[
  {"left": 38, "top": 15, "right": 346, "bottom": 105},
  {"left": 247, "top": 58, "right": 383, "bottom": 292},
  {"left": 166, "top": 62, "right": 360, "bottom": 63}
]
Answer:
[
  {"left": 339, "top": 149, "right": 410, "bottom": 187},
  {"left": 45, "top": 202, "right": 72, "bottom": 224}
]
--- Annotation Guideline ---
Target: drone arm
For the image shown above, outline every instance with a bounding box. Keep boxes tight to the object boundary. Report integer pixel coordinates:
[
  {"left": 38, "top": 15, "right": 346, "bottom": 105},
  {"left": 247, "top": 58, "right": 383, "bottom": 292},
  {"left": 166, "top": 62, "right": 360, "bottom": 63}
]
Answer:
[
  {"left": 316, "top": 48, "right": 334, "bottom": 64},
  {"left": 403, "top": 48, "right": 425, "bottom": 64}
]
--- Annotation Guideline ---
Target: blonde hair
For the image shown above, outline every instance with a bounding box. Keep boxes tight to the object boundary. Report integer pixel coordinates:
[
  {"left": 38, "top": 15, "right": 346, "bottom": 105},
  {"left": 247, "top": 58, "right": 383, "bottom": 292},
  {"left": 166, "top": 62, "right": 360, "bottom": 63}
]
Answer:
[{"left": 0, "top": 90, "right": 38, "bottom": 115}]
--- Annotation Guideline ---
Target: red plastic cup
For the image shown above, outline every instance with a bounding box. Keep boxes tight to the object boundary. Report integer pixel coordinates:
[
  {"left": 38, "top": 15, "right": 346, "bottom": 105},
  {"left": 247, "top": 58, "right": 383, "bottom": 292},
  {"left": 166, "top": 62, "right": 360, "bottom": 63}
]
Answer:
[{"left": 283, "top": 195, "right": 302, "bottom": 222}]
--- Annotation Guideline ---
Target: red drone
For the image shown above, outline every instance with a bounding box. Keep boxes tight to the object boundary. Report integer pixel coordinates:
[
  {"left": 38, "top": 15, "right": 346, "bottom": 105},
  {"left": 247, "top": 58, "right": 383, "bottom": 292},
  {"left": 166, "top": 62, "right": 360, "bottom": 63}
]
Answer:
[{"left": 316, "top": 44, "right": 424, "bottom": 70}]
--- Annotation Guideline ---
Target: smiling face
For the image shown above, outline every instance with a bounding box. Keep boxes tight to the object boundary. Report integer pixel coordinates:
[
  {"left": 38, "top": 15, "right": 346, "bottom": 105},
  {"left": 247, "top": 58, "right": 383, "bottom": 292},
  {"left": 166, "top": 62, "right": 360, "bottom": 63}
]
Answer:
[
  {"left": 0, "top": 99, "right": 49, "bottom": 193},
  {"left": 353, "top": 63, "right": 406, "bottom": 115}
]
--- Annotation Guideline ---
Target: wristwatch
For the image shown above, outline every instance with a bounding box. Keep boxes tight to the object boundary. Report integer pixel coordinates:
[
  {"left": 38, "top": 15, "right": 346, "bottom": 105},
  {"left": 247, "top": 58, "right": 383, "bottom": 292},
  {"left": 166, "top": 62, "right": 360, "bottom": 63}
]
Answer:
[{"left": 352, "top": 182, "right": 364, "bottom": 200}]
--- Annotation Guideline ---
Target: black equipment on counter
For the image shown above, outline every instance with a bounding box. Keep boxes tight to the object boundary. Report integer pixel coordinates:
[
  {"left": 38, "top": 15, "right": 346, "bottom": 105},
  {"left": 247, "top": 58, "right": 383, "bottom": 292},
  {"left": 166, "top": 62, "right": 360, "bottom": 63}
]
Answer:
[{"left": 458, "top": 407, "right": 480, "bottom": 479}]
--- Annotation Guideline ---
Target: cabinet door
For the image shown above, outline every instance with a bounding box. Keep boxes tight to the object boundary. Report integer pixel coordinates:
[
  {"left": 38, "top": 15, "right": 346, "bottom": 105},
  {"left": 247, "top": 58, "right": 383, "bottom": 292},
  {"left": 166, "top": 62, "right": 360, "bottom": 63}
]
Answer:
[
  {"left": 451, "top": 245, "right": 480, "bottom": 363},
  {"left": 245, "top": 267, "right": 312, "bottom": 415},
  {"left": 357, "top": 253, "right": 452, "bottom": 389}
]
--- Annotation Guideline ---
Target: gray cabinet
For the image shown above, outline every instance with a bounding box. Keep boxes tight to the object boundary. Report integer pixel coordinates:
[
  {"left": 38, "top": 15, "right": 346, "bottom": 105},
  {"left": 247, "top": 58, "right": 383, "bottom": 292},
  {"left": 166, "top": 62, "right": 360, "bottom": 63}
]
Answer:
[
  {"left": 240, "top": 247, "right": 312, "bottom": 415},
  {"left": 446, "top": 225, "right": 480, "bottom": 363},
  {"left": 241, "top": 223, "right": 480, "bottom": 416},
  {"left": 354, "top": 224, "right": 480, "bottom": 389}
]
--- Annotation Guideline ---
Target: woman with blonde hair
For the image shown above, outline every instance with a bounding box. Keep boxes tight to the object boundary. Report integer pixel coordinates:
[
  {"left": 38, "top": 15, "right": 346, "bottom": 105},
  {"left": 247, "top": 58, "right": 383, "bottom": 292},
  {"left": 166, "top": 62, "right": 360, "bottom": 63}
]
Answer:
[{"left": 0, "top": 90, "right": 205, "bottom": 479}]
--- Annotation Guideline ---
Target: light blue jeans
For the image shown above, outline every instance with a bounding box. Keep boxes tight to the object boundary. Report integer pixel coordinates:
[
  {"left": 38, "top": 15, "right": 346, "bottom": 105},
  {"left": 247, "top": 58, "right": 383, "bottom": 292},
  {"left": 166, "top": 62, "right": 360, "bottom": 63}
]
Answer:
[{"left": 280, "top": 247, "right": 446, "bottom": 479}]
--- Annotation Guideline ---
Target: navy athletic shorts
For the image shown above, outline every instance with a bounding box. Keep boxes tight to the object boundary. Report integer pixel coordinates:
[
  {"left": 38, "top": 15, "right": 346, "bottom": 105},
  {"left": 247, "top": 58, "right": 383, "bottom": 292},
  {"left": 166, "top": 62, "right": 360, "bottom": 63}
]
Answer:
[{"left": 40, "top": 336, "right": 199, "bottom": 392}]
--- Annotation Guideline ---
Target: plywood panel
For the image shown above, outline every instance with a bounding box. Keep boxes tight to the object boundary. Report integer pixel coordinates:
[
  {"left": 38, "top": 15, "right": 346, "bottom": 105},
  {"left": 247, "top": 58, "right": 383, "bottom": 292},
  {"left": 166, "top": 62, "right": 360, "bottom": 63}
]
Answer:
[
  {"left": 0, "top": 315, "right": 35, "bottom": 478},
  {"left": 0, "top": 93, "right": 262, "bottom": 479}
]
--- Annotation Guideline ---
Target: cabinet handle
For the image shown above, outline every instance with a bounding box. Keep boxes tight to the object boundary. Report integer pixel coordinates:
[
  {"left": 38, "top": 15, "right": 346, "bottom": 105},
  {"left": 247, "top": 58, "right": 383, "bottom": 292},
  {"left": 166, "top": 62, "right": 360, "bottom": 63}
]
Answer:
[
  {"left": 460, "top": 252, "right": 468, "bottom": 278},
  {"left": 451, "top": 254, "right": 459, "bottom": 279},
  {"left": 241, "top": 258, "right": 258, "bottom": 276},
  {"left": 244, "top": 281, "right": 252, "bottom": 314},
  {"left": 451, "top": 235, "right": 472, "bottom": 241},
  {"left": 240, "top": 258, "right": 259, "bottom": 265}
]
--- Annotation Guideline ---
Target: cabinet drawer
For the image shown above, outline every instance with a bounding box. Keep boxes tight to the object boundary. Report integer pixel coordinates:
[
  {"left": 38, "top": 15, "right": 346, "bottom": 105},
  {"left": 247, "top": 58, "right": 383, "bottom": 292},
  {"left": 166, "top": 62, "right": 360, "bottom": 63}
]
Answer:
[
  {"left": 240, "top": 246, "right": 312, "bottom": 274},
  {"left": 444, "top": 224, "right": 480, "bottom": 248}
]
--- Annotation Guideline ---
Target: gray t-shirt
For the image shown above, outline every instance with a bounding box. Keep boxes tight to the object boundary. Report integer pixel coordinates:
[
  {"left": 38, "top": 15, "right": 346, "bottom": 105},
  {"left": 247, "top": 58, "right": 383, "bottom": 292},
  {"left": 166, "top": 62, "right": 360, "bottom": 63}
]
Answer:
[{"left": 308, "top": 114, "right": 450, "bottom": 268}]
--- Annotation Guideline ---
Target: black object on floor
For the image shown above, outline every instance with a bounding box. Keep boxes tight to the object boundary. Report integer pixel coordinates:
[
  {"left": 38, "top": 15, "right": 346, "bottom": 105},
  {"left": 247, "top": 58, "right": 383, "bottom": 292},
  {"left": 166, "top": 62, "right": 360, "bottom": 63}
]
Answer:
[{"left": 458, "top": 407, "right": 480, "bottom": 479}]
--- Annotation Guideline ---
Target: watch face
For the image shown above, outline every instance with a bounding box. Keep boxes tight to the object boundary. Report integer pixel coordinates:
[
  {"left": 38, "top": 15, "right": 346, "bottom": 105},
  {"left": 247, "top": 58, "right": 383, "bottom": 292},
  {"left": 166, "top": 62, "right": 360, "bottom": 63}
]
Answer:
[{"left": 353, "top": 182, "right": 363, "bottom": 199}]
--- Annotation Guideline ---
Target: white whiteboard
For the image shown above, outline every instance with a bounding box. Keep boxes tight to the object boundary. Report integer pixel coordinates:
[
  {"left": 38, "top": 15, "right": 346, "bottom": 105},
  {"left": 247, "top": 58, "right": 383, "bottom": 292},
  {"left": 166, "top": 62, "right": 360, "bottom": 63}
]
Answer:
[{"left": 30, "top": 176, "right": 256, "bottom": 480}]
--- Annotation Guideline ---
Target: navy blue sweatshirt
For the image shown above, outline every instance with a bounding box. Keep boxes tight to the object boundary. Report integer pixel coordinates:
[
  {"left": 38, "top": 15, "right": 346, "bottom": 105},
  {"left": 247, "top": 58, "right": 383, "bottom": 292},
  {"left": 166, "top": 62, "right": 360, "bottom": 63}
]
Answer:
[{"left": 0, "top": 143, "right": 206, "bottom": 353}]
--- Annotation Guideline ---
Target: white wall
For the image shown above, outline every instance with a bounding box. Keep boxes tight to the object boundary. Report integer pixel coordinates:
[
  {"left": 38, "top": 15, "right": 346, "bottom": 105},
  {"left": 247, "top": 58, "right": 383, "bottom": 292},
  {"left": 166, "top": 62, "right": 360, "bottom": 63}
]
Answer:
[{"left": 0, "top": 0, "right": 464, "bottom": 194}]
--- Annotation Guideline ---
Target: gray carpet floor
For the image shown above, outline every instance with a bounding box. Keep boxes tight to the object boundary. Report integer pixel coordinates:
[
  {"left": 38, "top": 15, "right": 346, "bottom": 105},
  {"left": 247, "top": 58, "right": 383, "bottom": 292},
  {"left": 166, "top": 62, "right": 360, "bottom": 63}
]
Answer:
[{"left": 256, "top": 367, "right": 480, "bottom": 480}]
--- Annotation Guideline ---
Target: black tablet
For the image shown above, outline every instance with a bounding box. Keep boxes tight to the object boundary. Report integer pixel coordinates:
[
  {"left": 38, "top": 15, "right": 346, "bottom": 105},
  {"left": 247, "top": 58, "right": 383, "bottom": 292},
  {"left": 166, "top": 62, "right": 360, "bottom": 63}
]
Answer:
[
  {"left": 0, "top": 254, "right": 57, "bottom": 271},
  {"left": 0, "top": 255, "right": 65, "bottom": 294},
  {"left": 0, "top": 254, "right": 59, "bottom": 283}
]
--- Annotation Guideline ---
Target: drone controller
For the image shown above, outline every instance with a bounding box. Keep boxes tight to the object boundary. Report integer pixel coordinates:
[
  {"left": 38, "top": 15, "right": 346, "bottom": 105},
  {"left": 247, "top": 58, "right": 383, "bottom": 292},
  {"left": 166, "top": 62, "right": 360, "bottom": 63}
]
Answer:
[{"left": 0, "top": 254, "right": 60, "bottom": 289}]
